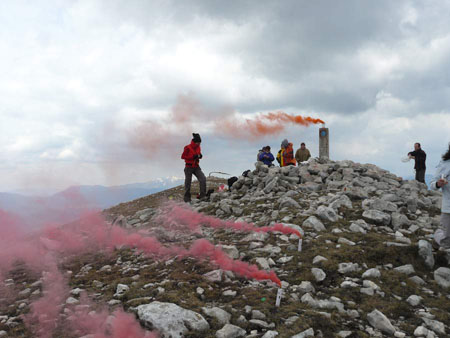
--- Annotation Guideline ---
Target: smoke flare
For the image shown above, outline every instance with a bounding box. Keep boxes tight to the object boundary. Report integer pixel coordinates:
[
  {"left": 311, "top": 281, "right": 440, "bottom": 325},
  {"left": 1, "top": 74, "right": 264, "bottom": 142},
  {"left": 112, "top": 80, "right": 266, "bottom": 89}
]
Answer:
[{"left": 217, "top": 111, "right": 325, "bottom": 139}]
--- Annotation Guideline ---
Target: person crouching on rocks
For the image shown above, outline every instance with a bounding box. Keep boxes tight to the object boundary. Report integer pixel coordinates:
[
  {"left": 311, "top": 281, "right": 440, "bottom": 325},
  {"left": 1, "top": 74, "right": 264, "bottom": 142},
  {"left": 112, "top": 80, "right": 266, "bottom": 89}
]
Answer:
[
  {"left": 431, "top": 143, "right": 450, "bottom": 249},
  {"left": 258, "top": 146, "right": 275, "bottom": 166},
  {"left": 277, "top": 139, "right": 296, "bottom": 167},
  {"left": 181, "top": 133, "right": 206, "bottom": 203}
]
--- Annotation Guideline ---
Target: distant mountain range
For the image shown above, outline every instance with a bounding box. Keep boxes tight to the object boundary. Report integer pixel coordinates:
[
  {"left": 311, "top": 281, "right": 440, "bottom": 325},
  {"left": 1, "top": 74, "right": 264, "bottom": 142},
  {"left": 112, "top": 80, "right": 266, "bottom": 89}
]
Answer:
[{"left": 0, "top": 177, "right": 184, "bottom": 228}]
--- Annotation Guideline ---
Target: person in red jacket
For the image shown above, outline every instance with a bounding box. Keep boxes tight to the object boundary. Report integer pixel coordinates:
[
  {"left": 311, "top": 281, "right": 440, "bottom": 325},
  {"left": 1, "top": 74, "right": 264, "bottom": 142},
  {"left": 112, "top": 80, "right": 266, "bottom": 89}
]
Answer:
[{"left": 181, "top": 133, "right": 206, "bottom": 202}]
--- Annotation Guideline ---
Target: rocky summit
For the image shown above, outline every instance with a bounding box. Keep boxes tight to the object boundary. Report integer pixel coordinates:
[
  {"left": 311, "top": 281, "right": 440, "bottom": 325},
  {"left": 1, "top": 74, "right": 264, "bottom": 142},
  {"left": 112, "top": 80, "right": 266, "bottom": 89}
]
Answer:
[{"left": 1, "top": 158, "right": 450, "bottom": 337}]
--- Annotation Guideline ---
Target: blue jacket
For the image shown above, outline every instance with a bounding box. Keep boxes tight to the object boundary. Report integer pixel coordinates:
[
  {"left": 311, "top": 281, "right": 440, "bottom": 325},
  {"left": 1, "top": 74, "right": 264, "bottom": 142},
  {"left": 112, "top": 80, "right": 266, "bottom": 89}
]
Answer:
[{"left": 258, "top": 151, "right": 274, "bottom": 166}]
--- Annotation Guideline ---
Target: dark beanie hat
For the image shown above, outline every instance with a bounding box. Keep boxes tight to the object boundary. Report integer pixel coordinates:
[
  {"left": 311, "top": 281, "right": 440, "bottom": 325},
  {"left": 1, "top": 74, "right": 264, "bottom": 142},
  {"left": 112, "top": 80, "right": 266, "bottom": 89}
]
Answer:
[{"left": 192, "top": 133, "right": 202, "bottom": 143}]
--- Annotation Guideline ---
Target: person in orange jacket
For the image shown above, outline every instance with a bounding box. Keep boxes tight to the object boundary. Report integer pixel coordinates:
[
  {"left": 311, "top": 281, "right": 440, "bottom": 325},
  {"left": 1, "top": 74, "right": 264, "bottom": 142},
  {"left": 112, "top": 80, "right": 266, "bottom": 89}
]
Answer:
[
  {"left": 277, "top": 139, "right": 296, "bottom": 167},
  {"left": 181, "top": 133, "right": 206, "bottom": 202}
]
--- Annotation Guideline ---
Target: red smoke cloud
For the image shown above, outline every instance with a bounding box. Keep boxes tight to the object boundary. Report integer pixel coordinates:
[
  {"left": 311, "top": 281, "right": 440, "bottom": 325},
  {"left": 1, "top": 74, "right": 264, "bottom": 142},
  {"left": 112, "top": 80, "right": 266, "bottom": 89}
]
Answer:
[
  {"left": 158, "top": 201, "right": 302, "bottom": 238},
  {"left": 216, "top": 111, "right": 325, "bottom": 139},
  {"left": 1, "top": 202, "right": 282, "bottom": 336},
  {"left": 188, "top": 239, "right": 281, "bottom": 286},
  {"left": 24, "top": 269, "right": 68, "bottom": 338},
  {"left": 126, "top": 94, "right": 325, "bottom": 158}
]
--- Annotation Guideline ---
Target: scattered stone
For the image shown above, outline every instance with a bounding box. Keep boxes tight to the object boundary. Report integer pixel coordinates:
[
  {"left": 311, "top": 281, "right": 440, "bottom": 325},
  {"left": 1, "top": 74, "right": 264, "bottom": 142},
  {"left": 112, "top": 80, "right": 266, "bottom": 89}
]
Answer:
[
  {"left": 316, "top": 205, "right": 339, "bottom": 222},
  {"left": 418, "top": 240, "right": 434, "bottom": 269},
  {"left": 113, "top": 284, "right": 129, "bottom": 298},
  {"left": 312, "top": 255, "right": 328, "bottom": 264},
  {"left": 251, "top": 310, "right": 266, "bottom": 320},
  {"left": 311, "top": 268, "right": 326, "bottom": 282},
  {"left": 202, "top": 307, "right": 231, "bottom": 326},
  {"left": 367, "top": 309, "right": 396, "bottom": 335},
  {"left": 338, "top": 237, "right": 356, "bottom": 246},
  {"left": 204, "top": 270, "right": 223, "bottom": 283},
  {"left": 223, "top": 290, "right": 237, "bottom": 297},
  {"left": 338, "top": 263, "right": 359, "bottom": 274},
  {"left": 291, "top": 327, "right": 314, "bottom": 338},
  {"left": 362, "top": 210, "right": 391, "bottom": 225},
  {"left": 302, "top": 216, "right": 326, "bottom": 232},
  {"left": 137, "top": 302, "right": 209, "bottom": 337},
  {"left": 261, "top": 331, "right": 279, "bottom": 338},
  {"left": 394, "top": 264, "right": 415, "bottom": 275},
  {"left": 422, "top": 317, "right": 446, "bottom": 335},
  {"left": 434, "top": 267, "right": 450, "bottom": 288},
  {"left": 362, "top": 268, "right": 381, "bottom": 279},
  {"left": 406, "top": 295, "right": 422, "bottom": 306},
  {"left": 66, "top": 297, "right": 79, "bottom": 305},
  {"left": 413, "top": 326, "right": 428, "bottom": 336}
]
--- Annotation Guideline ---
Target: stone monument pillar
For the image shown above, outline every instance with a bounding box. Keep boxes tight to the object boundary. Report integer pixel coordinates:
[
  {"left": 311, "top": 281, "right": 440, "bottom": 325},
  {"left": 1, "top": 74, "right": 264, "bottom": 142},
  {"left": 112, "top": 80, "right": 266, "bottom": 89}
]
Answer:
[{"left": 319, "top": 126, "right": 329, "bottom": 160}]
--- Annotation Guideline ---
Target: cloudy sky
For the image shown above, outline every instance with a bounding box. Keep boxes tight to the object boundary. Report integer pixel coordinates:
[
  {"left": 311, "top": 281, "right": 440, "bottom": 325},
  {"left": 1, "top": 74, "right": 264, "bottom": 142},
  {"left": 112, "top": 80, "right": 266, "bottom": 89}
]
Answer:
[{"left": 1, "top": 0, "right": 450, "bottom": 193}]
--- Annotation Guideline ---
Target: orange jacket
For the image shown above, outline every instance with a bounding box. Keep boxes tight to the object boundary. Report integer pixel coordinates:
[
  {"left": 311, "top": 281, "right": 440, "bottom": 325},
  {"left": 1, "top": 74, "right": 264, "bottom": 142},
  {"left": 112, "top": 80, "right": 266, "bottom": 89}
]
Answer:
[
  {"left": 282, "top": 143, "right": 296, "bottom": 166},
  {"left": 181, "top": 141, "right": 202, "bottom": 167}
]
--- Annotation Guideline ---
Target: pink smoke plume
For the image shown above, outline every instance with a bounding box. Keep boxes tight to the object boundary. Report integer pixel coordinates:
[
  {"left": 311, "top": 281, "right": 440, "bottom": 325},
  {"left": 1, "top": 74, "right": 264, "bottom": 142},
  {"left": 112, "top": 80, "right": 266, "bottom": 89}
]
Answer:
[
  {"left": 1, "top": 204, "right": 281, "bottom": 336},
  {"left": 216, "top": 111, "right": 325, "bottom": 139},
  {"left": 158, "top": 201, "right": 302, "bottom": 238},
  {"left": 187, "top": 239, "right": 281, "bottom": 287},
  {"left": 24, "top": 269, "right": 68, "bottom": 338}
]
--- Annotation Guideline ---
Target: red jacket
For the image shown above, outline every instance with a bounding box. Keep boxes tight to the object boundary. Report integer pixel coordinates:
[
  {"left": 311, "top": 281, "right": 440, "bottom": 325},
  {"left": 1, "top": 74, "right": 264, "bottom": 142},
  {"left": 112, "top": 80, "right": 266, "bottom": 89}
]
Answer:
[{"left": 181, "top": 141, "right": 202, "bottom": 167}]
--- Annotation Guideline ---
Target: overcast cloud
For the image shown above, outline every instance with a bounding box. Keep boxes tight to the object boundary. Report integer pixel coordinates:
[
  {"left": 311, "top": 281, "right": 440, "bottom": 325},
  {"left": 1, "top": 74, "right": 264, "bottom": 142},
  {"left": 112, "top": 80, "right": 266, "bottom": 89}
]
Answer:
[{"left": 0, "top": 0, "right": 449, "bottom": 193}]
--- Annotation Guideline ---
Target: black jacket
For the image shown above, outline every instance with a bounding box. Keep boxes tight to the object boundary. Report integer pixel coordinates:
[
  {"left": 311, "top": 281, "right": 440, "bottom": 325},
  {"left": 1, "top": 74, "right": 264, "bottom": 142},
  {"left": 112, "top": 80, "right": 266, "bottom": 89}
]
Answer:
[{"left": 408, "top": 149, "right": 426, "bottom": 170}]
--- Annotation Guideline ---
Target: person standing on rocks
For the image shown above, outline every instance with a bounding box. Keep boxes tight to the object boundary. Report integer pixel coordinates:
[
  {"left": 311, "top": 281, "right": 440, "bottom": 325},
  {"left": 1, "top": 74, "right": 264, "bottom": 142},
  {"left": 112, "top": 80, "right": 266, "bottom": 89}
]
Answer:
[
  {"left": 295, "top": 142, "right": 312, "bottom": 163},
  {"left": 181, "top": 133, "right": 206, "bottom": 203},
  {"left": 258, "top": 146, "right": 275, "bottom": 166},
  {"left": 408, "top": 143, "right": 427, "bottom": 183},
  {"left": 277, "top": 139, "right": 296, "bottom": 167},
  {"left": 431, "top": 144, "right": 450, "bottom": 249}
]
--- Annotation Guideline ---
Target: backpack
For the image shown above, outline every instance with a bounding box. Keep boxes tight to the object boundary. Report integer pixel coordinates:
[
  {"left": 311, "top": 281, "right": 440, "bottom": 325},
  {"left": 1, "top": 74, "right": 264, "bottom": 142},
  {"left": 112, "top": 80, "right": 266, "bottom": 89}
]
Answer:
[
  {"left": 228, "top": 176, "right": 238, "bottom": 187},
  {"left": 276, "top": 150, "right": 282, "bottom": 164}
]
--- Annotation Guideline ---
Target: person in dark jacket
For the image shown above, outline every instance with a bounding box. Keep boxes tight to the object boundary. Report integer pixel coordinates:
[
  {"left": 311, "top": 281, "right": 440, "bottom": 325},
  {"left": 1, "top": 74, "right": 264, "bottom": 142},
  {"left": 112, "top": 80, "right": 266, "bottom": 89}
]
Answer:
[
  {"left": 181, "top": 133, "right": 206, "bottom": 202},
  {"left": 258, "top": 146, "right": 275, "bottom": 166},
  {"left": 408, "top": 142, "right": 427, "bottom": 183}
]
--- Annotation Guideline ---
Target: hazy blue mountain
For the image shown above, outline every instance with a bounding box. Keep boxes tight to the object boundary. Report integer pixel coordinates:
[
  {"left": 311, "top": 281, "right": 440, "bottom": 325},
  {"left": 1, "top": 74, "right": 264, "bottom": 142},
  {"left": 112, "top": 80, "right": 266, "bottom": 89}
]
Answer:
[{"left": 0, "top": 177, "right": 183, "bottom": 228}]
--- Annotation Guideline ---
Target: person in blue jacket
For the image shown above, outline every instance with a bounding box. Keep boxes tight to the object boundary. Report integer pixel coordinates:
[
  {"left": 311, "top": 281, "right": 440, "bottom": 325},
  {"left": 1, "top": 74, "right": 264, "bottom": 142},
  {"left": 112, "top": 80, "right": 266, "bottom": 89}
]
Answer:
[{"left": 258, "top": 146, "right": 275, "bottom": 166}]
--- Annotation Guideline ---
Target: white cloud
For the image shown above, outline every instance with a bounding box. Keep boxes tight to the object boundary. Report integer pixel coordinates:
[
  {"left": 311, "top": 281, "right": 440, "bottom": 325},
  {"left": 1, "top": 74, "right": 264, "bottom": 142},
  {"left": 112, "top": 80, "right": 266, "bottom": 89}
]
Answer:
[{"left": 0, "top": 0, "right": 450, "bottom": 192}]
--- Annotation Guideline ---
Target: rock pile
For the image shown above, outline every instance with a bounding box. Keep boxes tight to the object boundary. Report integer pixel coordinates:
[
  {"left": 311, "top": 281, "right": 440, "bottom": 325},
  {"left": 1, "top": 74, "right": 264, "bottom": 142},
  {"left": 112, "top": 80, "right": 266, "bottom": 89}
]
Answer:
[{"left": 1, "top": 158, "right": 450, "bottom": 337}]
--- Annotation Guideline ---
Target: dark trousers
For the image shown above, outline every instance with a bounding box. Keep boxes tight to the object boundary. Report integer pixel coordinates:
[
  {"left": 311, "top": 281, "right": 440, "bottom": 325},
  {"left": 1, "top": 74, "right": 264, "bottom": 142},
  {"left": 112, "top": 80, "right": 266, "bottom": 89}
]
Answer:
[
  {"left": 415, "top": 169, "right": 426, "bottom": 183},
  {"left": 184, "top": 167, "right": 206, "bottom": 202}
]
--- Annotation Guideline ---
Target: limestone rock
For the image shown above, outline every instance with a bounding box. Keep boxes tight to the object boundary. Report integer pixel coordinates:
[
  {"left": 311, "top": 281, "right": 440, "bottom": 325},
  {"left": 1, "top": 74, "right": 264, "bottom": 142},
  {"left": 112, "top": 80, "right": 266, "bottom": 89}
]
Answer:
[
  {"left": 137, "top": 302, "right": 209, "bottom": 337},
  {"left": 362, "top": 210, "right": 391, "bottom": 226},
  {"left": 202, "top": 307, "right": 231, "bottom": 326},
  {"left": 367, "top": 309, "right": 396, "bottom": 335},
  {"left": 418, "top": 240, "right": 434, "bottom": 269},
  {"left": 311, "top": 268, "right": 326, "bottom": 282},
  {"left": 434, "top": 267, "right": 450, "bottom": 288},
  {"left": 316, "top": 205, "right": 339, "bottom": 222},
  {"left": 216, "top": 324, "right": 246, "bottom": 338},
  {"left": 302, "top": 216, "right": 326, "bottom": 232}
]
